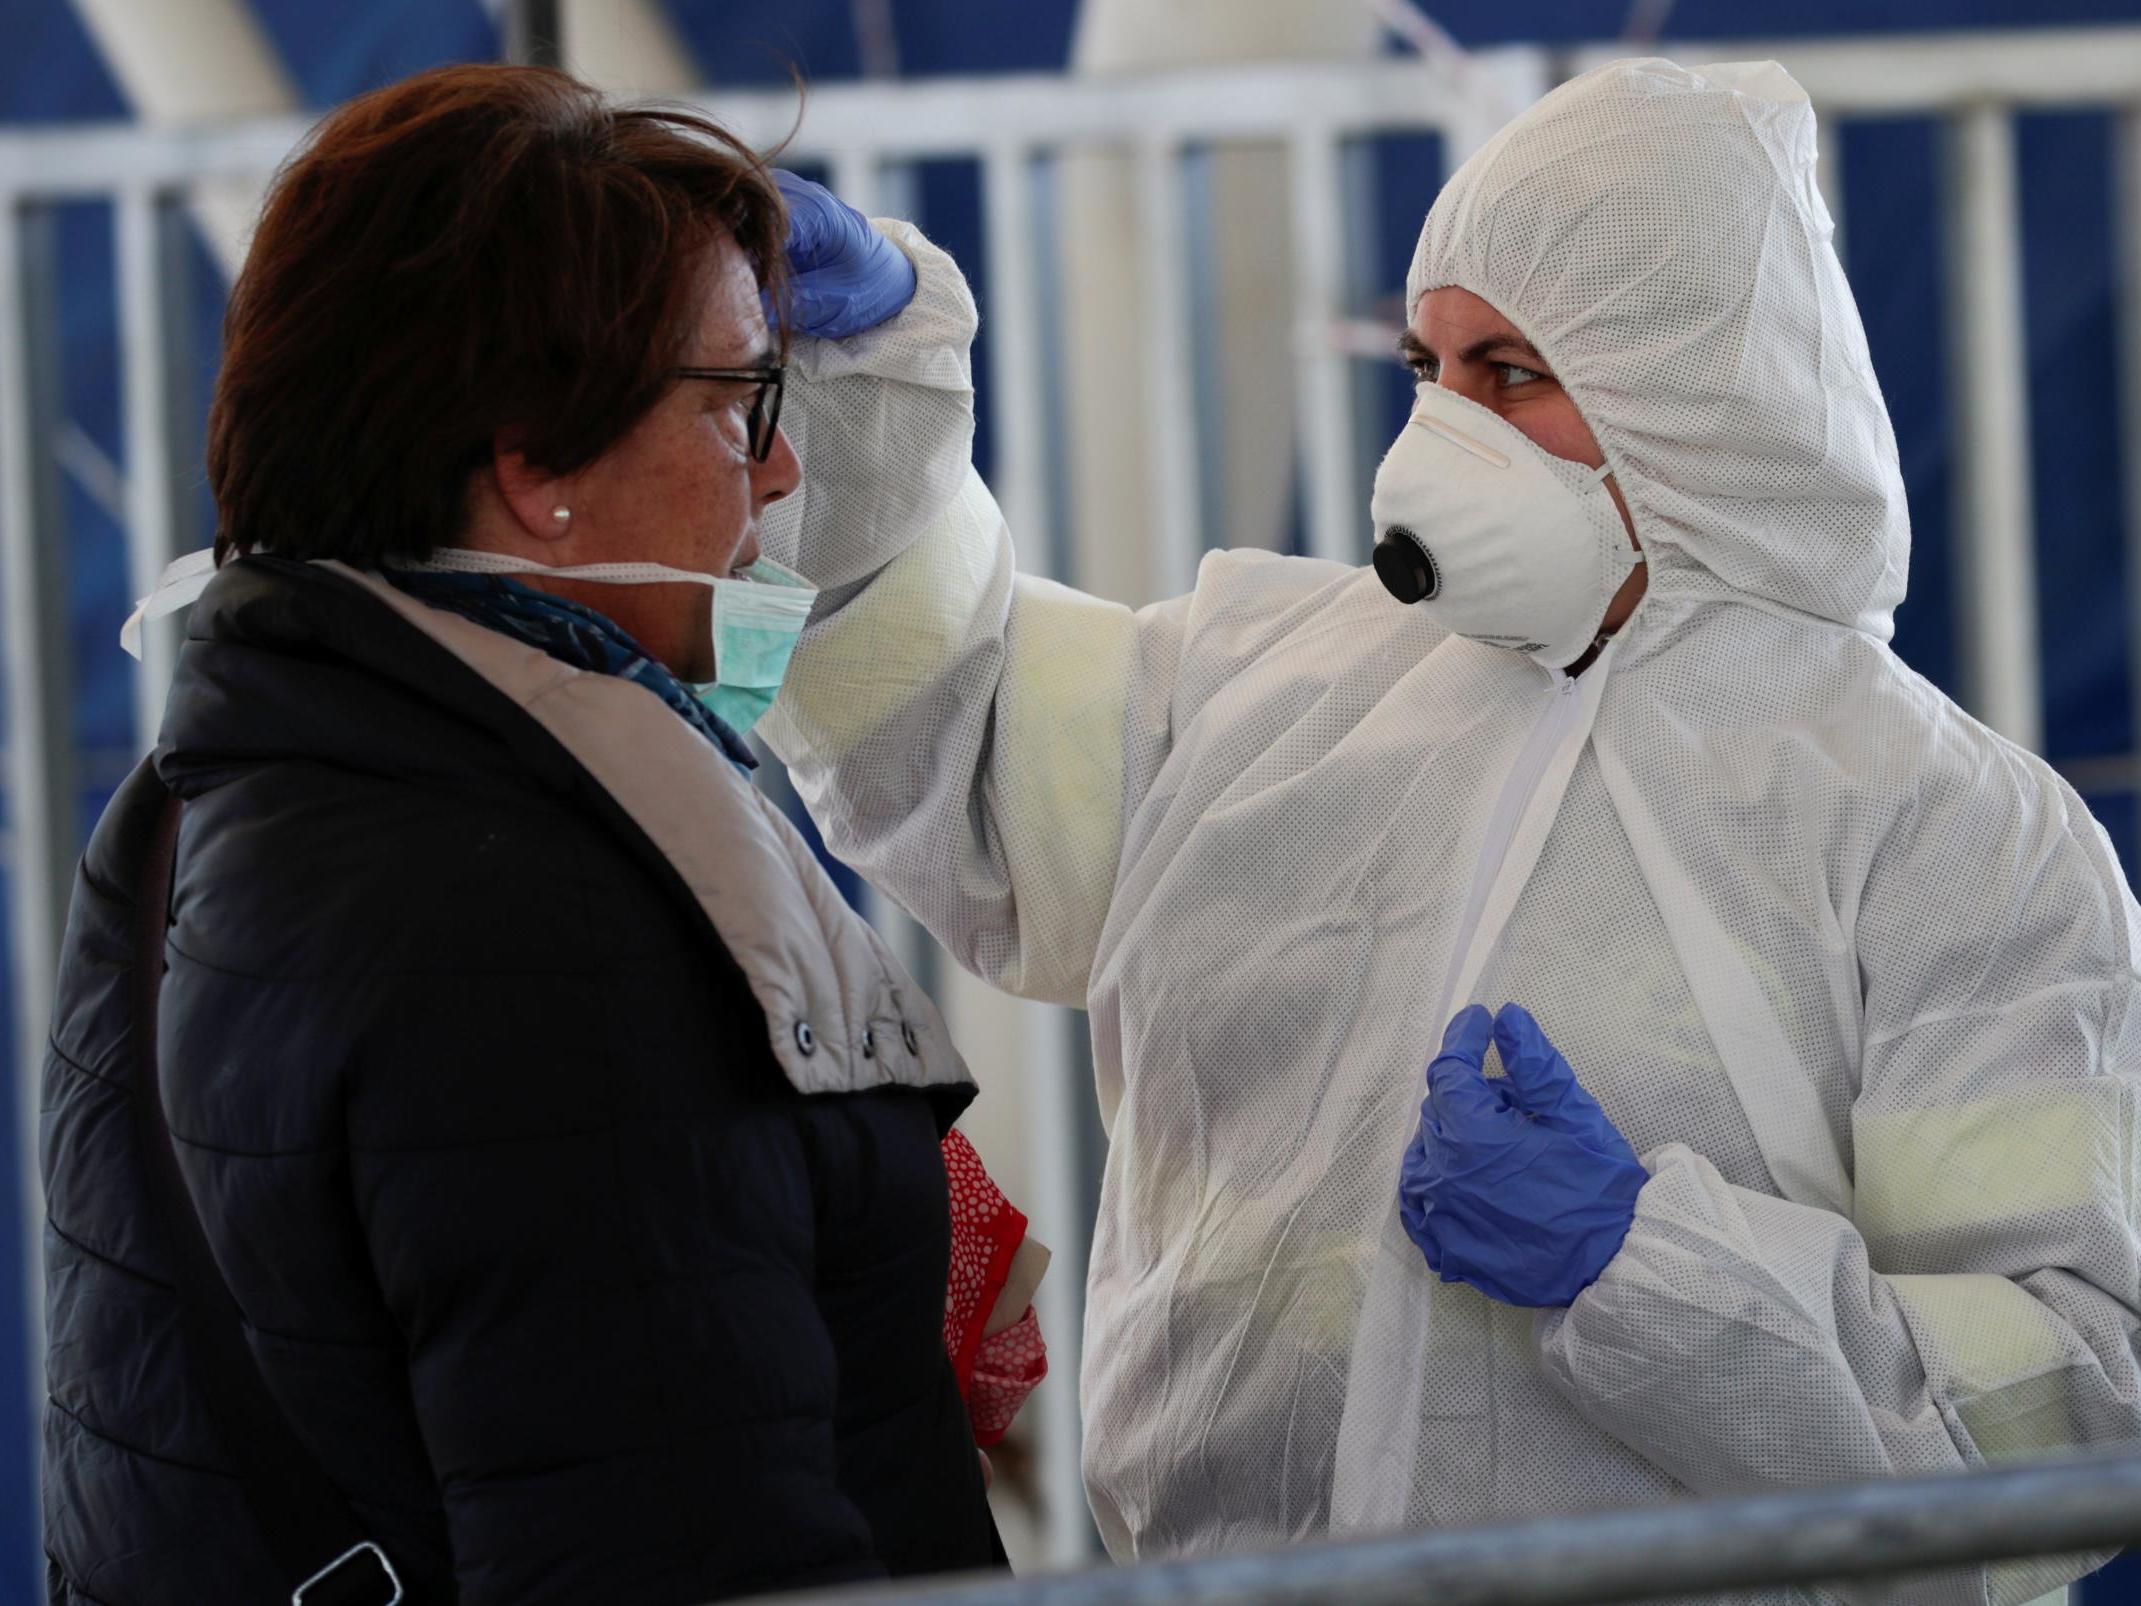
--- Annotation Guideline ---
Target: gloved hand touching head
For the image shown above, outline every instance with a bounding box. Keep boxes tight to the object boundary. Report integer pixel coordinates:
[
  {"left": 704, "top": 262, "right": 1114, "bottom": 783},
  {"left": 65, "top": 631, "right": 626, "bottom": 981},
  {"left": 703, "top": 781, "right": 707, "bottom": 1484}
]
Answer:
[
  {"left": 1398, "top": 1002, "right": 1649, "bottom": 1307},
  {"left": 767, "top": 169, "right": 918, "bottom": 340}
]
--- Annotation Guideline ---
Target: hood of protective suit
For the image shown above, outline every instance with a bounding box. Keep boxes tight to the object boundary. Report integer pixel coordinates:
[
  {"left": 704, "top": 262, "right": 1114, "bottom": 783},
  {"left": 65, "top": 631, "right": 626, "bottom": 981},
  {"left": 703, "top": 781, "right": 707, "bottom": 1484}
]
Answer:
[{"left": 1408, "top": 58, "right": 1909, "bottom": 641}]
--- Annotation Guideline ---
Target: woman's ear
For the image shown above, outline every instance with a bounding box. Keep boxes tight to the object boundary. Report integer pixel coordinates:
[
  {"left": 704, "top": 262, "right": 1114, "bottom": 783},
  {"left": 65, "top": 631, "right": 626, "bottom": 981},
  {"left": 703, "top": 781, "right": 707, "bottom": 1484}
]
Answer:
[{"left": 490, "top": 429, "right": 576, "bottom": 545}]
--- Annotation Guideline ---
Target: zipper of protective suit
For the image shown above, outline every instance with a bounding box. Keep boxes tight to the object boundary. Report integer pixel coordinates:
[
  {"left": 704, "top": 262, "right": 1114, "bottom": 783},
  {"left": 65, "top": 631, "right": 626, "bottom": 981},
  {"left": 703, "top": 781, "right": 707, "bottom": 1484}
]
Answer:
[
  {"left": 1335, "top": 664, "right": 1601, "bottom": 1540},
  {"left": 1431, "top": 668, "right": 1593, "bottom": 1031}
]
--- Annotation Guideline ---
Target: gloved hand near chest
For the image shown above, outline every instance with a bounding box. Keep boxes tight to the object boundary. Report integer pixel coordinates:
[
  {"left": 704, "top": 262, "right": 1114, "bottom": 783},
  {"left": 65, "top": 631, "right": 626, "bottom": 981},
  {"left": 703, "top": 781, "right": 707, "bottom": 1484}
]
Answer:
[
  {"left": 769, "top": 169, "right": 918, "bottom": 340},
  {"left": 1399, "top": 1003, "right": 1649, "bottom": 1307}
]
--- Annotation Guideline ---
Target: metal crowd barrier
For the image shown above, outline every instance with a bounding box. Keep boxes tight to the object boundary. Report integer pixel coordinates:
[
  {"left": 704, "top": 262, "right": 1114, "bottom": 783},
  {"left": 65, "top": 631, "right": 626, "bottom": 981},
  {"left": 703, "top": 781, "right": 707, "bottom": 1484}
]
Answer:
[{"left": 765, "top": 1447, "right": 2141, "bottom": 1605}]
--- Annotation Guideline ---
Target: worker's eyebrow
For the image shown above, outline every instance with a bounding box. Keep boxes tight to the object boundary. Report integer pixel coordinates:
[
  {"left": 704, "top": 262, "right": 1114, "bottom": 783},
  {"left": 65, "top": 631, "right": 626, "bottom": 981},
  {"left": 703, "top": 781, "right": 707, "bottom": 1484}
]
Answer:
[
  {"left": 1461, "top": 332, "right": 1544, "bottom": 365},
  {"left": 1397, "top": 328, "right": 1546, "bottom": 366}
]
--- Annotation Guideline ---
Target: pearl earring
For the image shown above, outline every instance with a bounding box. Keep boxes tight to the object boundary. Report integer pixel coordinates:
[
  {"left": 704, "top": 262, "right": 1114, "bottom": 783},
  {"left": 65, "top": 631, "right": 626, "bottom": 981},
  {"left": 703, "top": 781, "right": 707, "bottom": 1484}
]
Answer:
[{"left": 550, "top": 506, "right": 572, "bottom": 530}]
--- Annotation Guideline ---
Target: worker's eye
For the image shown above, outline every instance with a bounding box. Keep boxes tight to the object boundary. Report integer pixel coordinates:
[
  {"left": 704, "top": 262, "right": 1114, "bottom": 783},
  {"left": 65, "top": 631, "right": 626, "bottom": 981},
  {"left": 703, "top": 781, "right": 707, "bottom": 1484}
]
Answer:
[
  {"left": 1497, "top": 361, "right": 1547, "bottom": 387},
  {"left": 1406, "top": 355, "right": 1440, "bottom": 383}
]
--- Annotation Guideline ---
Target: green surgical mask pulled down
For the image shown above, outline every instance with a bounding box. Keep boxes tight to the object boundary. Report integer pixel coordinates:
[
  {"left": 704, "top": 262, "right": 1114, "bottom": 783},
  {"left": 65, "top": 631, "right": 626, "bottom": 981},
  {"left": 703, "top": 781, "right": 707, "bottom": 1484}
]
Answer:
[
  {"left": 691, "top": 558, "right": 818, "bottom": 735},
  {"left": 408, "top": 549, "right": 818, "bottom": 737},
  {"left": 123, "top": 547, "right": 821, "bottom": 740}
]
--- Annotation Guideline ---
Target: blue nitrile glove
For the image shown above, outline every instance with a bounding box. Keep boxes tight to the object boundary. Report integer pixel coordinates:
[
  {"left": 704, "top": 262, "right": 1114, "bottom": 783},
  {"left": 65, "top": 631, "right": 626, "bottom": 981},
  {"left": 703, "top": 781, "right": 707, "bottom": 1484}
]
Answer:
[
  {"left": 1398, "top": 1002, "right": 1649, "bottom": 1307},
  {"left": 768, "top": 169, "right": 918, "bottom": 339}
]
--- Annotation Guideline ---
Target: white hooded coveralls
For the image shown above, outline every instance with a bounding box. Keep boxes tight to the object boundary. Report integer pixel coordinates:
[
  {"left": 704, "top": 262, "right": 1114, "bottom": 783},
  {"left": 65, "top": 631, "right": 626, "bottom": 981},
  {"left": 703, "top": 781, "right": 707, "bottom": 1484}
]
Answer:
[{"left": 758, "top": 59, "right": 2141, "bottom": 1602}]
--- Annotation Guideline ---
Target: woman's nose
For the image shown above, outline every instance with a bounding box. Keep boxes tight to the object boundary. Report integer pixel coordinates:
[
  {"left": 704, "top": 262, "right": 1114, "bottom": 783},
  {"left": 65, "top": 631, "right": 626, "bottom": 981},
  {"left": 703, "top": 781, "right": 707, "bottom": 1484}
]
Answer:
[{"left": 754, "top": 425, "right": 802, "bottom": 506}]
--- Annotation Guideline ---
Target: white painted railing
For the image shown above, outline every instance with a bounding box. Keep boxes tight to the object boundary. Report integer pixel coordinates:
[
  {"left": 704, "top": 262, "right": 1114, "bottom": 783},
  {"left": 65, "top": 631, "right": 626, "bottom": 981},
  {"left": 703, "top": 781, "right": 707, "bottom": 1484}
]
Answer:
[{"left": 2, "top": 23, "right": 2139, "bottom": 1577}]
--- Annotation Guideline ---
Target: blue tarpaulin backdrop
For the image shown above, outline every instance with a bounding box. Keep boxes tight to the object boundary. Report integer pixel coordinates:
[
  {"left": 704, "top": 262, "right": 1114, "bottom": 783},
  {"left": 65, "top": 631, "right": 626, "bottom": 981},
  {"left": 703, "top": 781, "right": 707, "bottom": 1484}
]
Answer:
[{"left": 2, "top": 1, "right": 2136, "bottom": 1597}]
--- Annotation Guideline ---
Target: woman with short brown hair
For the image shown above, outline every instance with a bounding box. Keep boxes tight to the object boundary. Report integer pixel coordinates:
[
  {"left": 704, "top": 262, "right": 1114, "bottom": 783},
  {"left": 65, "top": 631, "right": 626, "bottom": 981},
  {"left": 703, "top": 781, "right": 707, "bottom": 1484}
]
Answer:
[{"left": 42, "top": 63, "right": 1001, "bottom": 1603}]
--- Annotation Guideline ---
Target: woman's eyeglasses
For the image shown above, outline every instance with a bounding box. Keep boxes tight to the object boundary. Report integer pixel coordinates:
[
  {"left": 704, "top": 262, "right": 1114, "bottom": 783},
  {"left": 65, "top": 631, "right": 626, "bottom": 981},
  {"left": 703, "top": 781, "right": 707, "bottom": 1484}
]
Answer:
[{"left": 671, "top": 366, "right": 786, "bottom": 462}]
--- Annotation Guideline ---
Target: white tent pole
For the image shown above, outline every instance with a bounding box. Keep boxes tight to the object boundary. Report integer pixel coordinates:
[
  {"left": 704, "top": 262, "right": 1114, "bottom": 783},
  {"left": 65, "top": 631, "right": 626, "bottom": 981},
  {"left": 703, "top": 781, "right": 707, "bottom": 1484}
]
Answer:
[
  {"left": 557, "top": 0, "right": 699, "bottom": 96},
  {"left": 115, "top": 186, "right": 191, "bottom": 754},
  {"left": 0, "top": 199, "right": 77, "bottom": 1599},
  {"left": 1946, "top": 103, "right": 2043, "bottom": 752},
  {"left": 1290, "top": 123, "right": 1359, "bottom": 564},
  {"left": 67, "top": 0, "right": 296, "bottom": 280}
]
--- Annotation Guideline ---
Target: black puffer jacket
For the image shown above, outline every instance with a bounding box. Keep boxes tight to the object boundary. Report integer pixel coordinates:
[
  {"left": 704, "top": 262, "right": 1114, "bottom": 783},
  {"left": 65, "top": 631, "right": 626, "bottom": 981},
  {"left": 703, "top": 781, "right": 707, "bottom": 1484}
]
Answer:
[{"left": 42, "top": 557, "right": 1001, "bottom": 1603}]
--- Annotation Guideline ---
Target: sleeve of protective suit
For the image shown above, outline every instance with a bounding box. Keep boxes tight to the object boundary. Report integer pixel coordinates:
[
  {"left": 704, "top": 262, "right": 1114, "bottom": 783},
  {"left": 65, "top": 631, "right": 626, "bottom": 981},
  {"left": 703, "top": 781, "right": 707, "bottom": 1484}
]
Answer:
[
  {"left": 1536, "top": 749, "right": 2141, "bottom": 1593},
  {"left": 757, "top": 220, "right": 1180, "bottom": 1007}
]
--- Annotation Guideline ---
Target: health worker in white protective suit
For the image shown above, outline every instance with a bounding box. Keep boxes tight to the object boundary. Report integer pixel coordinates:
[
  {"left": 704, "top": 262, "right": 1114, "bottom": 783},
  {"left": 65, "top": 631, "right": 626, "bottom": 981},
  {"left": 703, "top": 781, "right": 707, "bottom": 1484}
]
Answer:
[{"left": 755, "top": 58, "right": 2141, "bottom": 1599}]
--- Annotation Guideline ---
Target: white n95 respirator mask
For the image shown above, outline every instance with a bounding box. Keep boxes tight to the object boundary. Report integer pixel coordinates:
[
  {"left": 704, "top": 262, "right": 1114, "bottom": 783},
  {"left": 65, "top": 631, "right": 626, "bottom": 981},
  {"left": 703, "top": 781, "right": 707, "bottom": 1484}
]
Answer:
[{"left": 1369, "top": 380, "right": 1640, "bottom": 670}]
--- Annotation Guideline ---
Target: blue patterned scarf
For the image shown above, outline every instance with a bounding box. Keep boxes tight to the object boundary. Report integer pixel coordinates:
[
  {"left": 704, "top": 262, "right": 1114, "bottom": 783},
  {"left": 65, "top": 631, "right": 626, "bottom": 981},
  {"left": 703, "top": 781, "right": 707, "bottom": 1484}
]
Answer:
[{"left": 384, "top": 569, "right": 758, "bottom": 770}]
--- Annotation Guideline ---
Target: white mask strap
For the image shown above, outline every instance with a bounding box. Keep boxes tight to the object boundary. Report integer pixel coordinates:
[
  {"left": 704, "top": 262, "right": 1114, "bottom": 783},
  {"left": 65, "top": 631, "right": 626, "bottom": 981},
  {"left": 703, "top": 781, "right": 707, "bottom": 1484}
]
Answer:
[
  {"left": 409, "top": 548, "right": 720, "bottom": 589},
  {"left": 120, "top": 548, "right": 218, "bottom": 660},
  {"left": 1590, "top": 460, "right": 1645, "bottom": 566}
]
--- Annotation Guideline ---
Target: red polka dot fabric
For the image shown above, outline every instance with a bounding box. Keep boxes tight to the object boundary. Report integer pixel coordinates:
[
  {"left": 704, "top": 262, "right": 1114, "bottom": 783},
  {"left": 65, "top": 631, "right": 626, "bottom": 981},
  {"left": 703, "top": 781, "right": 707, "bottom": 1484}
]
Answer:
[
  {"left": 941, "top": 1129, "right": 1047, "bottom": 1446},
  {"left": 968, "top": 1305, "right": 1047, "bottom": 1448}
]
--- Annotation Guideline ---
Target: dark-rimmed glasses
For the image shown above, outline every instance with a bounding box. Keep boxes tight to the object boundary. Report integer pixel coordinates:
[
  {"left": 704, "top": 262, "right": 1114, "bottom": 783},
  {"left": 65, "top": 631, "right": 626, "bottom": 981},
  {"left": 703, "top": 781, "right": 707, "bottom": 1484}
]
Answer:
[{"left": 671, "top": 365, "right": 786, "bottom": 462}]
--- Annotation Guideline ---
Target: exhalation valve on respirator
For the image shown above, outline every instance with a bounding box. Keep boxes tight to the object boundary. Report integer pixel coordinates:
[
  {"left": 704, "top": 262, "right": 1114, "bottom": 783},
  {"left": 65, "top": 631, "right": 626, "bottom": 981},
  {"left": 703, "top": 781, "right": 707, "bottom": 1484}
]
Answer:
[{"left": 1373, "top": 525, "right": 1440, "bottom": 605}]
